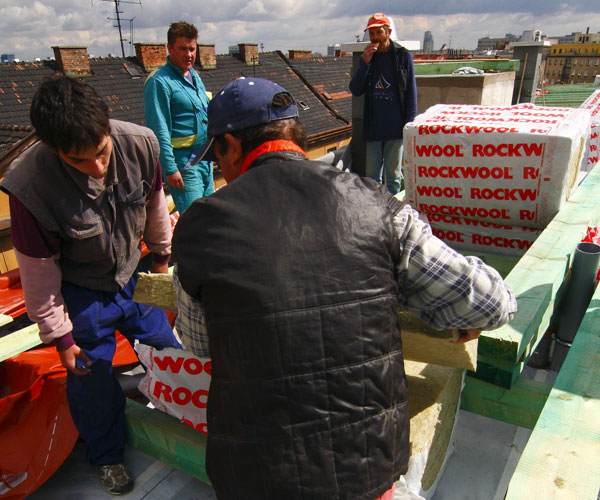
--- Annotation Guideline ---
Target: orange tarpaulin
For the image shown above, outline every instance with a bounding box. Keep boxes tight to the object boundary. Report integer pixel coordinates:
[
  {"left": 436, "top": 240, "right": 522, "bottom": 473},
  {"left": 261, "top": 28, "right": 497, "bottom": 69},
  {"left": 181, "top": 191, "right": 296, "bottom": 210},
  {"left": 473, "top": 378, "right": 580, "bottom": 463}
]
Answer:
[{"left": 0, "top": 333, "right": 138, "bottom": 499}]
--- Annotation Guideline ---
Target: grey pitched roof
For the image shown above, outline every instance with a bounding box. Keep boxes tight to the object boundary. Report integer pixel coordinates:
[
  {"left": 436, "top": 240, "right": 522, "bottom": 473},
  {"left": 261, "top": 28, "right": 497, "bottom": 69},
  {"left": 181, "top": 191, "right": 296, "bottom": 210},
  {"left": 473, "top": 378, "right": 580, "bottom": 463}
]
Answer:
[
  {"left": 284, "top": 54, "right": 353, "bottom": 122},
  {"left": 0, "top": 50, "right": 352, "bottom": 157},
  {"left": 198, "top": 52, "right": 350, "bottom": 140}
]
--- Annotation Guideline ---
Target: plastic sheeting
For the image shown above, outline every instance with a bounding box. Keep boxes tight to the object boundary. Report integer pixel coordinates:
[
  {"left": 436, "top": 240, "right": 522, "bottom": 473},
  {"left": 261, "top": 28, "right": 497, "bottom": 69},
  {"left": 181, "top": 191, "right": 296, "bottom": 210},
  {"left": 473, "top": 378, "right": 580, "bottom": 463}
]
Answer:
[
  {"left": 404, "top": 103, "right": 591, "bottom": 230},
  {"left": 0, "top": 332, "right": 138, "bottom": 499}
]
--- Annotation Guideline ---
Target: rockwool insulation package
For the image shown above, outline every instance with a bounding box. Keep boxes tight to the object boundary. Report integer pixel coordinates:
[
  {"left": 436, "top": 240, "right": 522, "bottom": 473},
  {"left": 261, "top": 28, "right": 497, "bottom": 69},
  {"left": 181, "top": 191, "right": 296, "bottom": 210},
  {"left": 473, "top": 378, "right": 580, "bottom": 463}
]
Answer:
[
  {"left": 404, "top": 103, "right": 591, "bottom": 229},
  {"left": 580, "top": 90, "right": 600, "bottom": 171},
  {"left": 425, "top": 212, "right": 541, "bottom": 257}
]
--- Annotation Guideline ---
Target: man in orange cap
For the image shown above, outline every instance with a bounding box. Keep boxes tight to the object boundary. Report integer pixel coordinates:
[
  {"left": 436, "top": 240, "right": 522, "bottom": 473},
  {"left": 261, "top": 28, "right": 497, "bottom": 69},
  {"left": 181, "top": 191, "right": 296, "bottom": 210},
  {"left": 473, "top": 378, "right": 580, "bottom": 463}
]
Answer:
[{"left": 350, "top": 13, "right": 417, "bottom": 195}]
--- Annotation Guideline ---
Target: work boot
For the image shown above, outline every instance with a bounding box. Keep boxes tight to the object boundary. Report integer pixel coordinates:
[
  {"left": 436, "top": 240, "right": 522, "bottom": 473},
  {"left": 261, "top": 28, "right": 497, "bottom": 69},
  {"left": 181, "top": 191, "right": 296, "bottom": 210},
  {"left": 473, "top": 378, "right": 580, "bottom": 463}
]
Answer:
[{"left": 96, "top": 463, "right": 134, "bottom": 495}]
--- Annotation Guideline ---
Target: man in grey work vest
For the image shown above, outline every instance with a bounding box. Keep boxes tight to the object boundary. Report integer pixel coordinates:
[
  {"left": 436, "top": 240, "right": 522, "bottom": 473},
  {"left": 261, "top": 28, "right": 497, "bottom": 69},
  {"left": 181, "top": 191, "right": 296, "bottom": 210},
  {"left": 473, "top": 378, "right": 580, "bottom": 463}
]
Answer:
[{"left": 2, "top": 75, "right": 181, "bottom": 495}]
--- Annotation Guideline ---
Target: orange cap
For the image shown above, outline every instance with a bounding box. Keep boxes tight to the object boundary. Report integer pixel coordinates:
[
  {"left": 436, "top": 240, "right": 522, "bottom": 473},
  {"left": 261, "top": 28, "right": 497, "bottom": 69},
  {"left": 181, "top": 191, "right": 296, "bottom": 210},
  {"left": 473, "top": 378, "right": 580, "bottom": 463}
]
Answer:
[{"left": 364, "top": 13, "right": 391, "bottom": 31}]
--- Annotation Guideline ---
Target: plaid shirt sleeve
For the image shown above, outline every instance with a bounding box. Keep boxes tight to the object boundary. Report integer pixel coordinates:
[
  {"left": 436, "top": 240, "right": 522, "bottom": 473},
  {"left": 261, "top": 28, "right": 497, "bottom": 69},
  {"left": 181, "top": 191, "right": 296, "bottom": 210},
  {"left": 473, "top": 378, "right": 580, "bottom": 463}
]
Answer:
[
  {"left": 172, "top": 204, "right": 517, "bottom": 353},
  {"left": 394, "top": 204, "right": 517, "bottom": 330},
  {"left": 173, "top": 266, "right": 210, "bottom": 357}
]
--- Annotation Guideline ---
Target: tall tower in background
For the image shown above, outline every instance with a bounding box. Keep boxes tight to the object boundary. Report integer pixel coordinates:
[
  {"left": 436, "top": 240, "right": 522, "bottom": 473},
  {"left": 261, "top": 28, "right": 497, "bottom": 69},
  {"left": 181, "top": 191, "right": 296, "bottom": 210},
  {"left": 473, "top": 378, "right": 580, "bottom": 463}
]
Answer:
[{"left": 423, "top": 31, "right": 434, "bottom": 53}]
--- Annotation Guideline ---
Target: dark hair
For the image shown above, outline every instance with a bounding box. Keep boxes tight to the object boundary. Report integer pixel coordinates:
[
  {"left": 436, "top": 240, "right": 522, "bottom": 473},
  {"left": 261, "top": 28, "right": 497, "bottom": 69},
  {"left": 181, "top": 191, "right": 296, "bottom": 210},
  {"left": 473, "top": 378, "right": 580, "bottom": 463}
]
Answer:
[
  {"left": 30, "top": 75, "right": 110, "bottom": 153},
  {"left": 215, "top": 92, "right": 306, "bottom": 157},
  {"left": 167, "top": 21, "right": 198, "bottom": 46}
]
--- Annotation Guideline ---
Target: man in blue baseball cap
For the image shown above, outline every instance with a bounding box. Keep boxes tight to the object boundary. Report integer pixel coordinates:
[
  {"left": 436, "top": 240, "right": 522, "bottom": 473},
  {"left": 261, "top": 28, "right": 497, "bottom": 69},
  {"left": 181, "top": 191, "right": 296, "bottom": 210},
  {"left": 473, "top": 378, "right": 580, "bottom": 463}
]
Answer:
[{"left": 172, "top": 77, "right": 516, "bottom": 499}]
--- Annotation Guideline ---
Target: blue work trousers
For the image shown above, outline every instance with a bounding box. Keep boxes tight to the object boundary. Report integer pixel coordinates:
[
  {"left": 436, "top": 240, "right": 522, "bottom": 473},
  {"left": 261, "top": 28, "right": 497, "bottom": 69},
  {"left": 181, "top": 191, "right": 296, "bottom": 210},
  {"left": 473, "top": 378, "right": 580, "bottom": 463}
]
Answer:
[
  {"left": 62, "top": 271, "right": 181, "bottom": 466},
  {"left": 365, "top": 139, "right": 404, "bottom": 195},
  {"left": 169, "top": 160, "right": 214, "bottom": 213}
]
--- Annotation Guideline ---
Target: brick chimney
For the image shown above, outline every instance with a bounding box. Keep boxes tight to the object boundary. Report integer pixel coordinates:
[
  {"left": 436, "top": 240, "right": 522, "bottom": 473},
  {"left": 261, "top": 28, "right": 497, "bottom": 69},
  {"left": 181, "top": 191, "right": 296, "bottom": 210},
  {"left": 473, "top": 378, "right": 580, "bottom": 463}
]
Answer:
[
  {"left": 335, "top": 49, "right": 349, "bottom": 57},
  {"left": 134, "top": 43, "right": 166, "bottom": 72},
  {"left": 288, "top": 50, "right": 312, "bottom": 60},
  {"left": 238, "top": 43, "right": 259, "bottom": 66},
  {"left": 197, "top": 44, "right": 217, "bottom": 69},
  {"left": 52, "top": 46, "right": 90, "bottom": 76}
]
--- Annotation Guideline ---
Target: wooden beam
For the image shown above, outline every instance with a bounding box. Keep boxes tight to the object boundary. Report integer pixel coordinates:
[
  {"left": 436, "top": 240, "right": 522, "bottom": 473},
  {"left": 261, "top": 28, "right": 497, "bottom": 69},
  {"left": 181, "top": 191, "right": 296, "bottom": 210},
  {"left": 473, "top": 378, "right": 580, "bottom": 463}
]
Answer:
[
  {"left": 0, "top": 323, "right": 41, "bottom": 362},
  {"left": 0, "top": 314, "right": 13, "bottom": 327},
  {"left": 471, "top": 358, "right": 523, "bottom": 389},
  {"left": 505, "top": 283, "right": 600, "bottom": 500},
  {"left": 476, "top": 165, "right": 600, "bottom": 384},
  {"left": 125, "top": 398, "right": 210, "bottom": 484},
  {"left": 461, "top": 374, "right": 551, "bottom": 429}
]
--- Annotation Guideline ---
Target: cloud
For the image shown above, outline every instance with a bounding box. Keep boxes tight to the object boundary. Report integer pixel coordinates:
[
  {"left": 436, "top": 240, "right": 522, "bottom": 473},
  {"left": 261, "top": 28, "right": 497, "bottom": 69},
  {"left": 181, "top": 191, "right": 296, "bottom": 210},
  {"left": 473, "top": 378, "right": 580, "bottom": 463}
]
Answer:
[{"left": 0, "top": 0, "right": 599, "bottom": 60}]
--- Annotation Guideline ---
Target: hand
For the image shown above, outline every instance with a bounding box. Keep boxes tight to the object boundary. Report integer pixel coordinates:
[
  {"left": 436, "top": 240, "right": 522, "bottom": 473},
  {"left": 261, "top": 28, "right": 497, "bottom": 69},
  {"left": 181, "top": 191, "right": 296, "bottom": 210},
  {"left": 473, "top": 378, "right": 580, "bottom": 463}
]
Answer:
[
  {"left": 151, "top": 261, "right": 169, "bottom": 274},
  {"left": 58, "top": 343, "right": 92, "bottom": 376},
  {"left": 452, "top": 329, "right": 482, "bottom": 344},
  {"left": 362, "top": 43, "right": 378, "bottom": 64},
  {"left": 166, "top": 171, "right": 185, "bottom": 190}
]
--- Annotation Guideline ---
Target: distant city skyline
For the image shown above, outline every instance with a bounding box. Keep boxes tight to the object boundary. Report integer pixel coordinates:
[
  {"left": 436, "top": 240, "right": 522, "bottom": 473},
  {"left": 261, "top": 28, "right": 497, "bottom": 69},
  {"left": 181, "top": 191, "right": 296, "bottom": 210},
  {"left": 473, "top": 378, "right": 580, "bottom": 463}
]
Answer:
[{"left": 1, "top": 1, "right": 599, "bottom": 61}]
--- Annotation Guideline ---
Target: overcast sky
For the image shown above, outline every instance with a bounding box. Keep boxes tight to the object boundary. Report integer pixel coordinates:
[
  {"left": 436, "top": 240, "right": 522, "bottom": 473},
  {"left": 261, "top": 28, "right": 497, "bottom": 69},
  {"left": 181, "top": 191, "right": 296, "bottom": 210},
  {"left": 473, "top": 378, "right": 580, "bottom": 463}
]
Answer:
[{"left": 1, "top": 0, "right": 599, "bottom": 61}]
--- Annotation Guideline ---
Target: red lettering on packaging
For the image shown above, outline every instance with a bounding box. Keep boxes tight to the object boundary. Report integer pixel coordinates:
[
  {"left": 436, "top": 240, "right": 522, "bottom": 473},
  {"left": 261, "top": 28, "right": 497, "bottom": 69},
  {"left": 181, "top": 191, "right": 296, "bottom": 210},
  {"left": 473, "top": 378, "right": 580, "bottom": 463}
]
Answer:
[
  {"left": 417, "top": 165, "right": 513, "bottom": 180},
  {"left": 153, "top": 356, "right": 211, "bottom": 375},
  {"left": 470, "top": 187, "right": 537, "bottom": 201},
  {"left": 151, "top": 381, "right": 210, "bottom": 409},
  {"left": 432, "top": 229, "right": 464, "bottom": 242},
  {"left": 472, "top": 143, "right": 544, "bottom": 157},
  {"left": 472, "top": 234, "right": 534, "bottom": 250},
  {"left": 416, "top": 185, "right": 463, "bottom": 198},
  {"left": 419, "top": 203, "right": 511, "bottom": 220}
]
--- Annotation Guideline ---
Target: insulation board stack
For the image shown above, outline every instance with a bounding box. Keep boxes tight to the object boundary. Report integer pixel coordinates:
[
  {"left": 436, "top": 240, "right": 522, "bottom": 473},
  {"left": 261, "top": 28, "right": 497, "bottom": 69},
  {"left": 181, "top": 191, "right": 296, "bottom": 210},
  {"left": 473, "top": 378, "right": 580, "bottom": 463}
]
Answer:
[
  {"left": 404, "top": 361, "right": 464, "bottom": 498},
  {"left": 580, "top": 90, "right": 600, "bottom": 171},
  {"left": 403, "top": 104, "right": 591, "bottom": 256}
]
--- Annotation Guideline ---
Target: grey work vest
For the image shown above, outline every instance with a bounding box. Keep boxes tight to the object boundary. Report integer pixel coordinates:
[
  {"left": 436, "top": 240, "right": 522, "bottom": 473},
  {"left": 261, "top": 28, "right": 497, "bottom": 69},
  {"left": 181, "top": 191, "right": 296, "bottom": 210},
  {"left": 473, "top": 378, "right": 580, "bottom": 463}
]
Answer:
[{"left": 2, "top": 120, "right": 159, "bottom": 291}]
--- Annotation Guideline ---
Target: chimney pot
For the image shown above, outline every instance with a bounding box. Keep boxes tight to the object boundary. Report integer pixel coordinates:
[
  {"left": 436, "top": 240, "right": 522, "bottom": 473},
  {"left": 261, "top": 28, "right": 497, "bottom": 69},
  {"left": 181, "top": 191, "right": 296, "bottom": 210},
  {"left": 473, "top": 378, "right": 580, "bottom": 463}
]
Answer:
[
  {"left": 197, "top": 44, "right": 217, "bottom": 70},
  {"left": 288, "top": 49, "right": 312, "bottom": 60},
  {"left": 52, "top": 46, "right": 90, "bottom": 76},
  {"left": 134, "top": 43, "right": 167, "bottom": 72},
  {"left": 238, "top": 43, "right": 259, "bottom": 66}
]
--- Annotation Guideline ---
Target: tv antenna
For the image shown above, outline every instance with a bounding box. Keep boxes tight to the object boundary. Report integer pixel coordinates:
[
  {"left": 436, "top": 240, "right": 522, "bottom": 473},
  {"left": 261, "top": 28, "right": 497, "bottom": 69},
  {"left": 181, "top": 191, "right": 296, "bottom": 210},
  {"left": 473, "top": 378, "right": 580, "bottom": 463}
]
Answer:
[{"left": 92, "top": 0, "right": 142, "bottom": 58}]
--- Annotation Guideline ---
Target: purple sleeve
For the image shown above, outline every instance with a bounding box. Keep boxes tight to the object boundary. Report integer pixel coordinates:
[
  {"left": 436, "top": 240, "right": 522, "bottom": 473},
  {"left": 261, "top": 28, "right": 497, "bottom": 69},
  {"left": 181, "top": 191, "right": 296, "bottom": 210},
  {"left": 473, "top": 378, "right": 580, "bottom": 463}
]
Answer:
[
  {"left": 9, "top": 194, "right": 61, "bottom": 258},
  {"left": 153, "top": 161, "right": 164, "bottom": 192}
]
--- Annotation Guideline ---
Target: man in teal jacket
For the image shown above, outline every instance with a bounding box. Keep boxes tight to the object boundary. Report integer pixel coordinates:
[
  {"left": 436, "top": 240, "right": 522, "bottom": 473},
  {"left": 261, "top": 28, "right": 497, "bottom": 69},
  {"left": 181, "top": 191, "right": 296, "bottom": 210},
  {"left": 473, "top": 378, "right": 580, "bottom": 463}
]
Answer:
[{"left": 144, "top": 21, "right": 214, "bottom": 213}]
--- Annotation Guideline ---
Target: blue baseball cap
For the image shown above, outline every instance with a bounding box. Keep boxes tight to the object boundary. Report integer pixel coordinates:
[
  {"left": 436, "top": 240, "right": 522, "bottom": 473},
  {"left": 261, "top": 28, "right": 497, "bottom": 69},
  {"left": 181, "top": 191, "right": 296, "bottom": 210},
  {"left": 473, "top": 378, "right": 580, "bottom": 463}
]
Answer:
[{"left": 192, "top": 77, "right": 299, "bottom": 164}]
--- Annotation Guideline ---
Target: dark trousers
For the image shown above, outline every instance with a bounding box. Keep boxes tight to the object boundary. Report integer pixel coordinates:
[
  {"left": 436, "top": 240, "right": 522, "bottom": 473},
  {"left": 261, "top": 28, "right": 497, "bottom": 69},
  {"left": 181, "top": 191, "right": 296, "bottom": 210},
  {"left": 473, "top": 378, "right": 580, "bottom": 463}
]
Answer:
[{"left": 62, "top": 271, "right": 181, "bottom": 465}]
